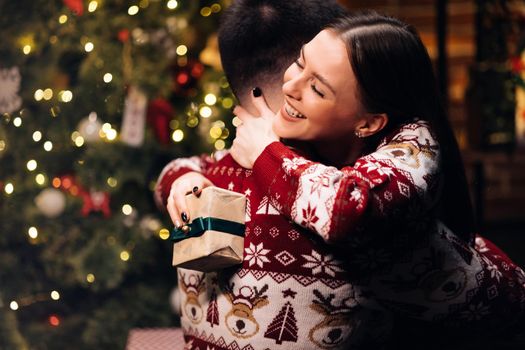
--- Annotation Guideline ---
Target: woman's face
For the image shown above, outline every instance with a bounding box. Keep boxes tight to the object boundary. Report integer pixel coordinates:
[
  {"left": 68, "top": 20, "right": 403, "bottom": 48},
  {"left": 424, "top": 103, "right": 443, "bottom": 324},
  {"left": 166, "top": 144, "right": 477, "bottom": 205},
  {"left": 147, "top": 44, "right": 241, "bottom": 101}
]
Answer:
[{"left": 273, "top": 29, "right": 366, "bottom": 142}]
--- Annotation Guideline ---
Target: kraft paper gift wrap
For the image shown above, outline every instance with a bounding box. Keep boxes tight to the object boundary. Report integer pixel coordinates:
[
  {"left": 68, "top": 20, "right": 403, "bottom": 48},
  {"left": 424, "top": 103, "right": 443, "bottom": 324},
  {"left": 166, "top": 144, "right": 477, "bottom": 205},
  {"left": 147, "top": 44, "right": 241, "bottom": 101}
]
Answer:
[{"left": 170, "top": 186, "right": 246, "bottom": 272}]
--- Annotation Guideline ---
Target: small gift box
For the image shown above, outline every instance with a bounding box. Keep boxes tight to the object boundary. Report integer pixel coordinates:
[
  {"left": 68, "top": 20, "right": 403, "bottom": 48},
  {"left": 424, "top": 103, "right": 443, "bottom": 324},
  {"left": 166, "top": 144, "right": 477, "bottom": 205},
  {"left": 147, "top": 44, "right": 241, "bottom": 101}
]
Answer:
[{"left": 170, "top": 186, "right": 246, "bottom": 272}]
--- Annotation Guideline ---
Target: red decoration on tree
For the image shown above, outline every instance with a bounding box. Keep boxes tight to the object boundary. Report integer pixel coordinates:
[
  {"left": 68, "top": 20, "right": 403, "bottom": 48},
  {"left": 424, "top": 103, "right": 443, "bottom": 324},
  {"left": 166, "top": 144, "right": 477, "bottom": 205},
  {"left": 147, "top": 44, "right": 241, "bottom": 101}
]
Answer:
[
  {"left": 264, "top": 301, "right": 298, "bottom": 344},
  {"left": 206, "top": 288, "right": 219, "bottom": 327},
  {"left": 58, "top": 175, "right": 111, "bottom": 218},
  {"left": 171, "top": 60, "right": 204, "bottom": 96},
  {"left": 63, "top": 0, "right": 83, "bottom": 16},
  {"left": 118, "top": 29, "right": 130, "bottom": 43},
  {"left": 147, "top": 98, "right": 174, "bottom": 145},
  {"left": 511, "top": 56, "right": 524, "bottom": 73}
]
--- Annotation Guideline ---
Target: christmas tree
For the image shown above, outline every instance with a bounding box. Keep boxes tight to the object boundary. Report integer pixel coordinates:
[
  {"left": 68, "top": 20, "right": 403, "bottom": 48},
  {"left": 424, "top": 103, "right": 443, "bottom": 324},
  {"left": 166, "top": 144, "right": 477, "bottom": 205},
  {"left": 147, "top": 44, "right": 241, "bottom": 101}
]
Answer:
[{"left": 0, "top": 0, "right": 234, "bottom": 348}]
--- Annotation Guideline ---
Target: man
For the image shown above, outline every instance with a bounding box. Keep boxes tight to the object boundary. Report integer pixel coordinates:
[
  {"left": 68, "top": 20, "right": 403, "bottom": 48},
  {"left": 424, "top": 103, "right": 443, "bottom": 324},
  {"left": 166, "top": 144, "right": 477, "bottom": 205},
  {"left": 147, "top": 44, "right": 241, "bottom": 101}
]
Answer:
[{"left": 155, "top": 1, "right": 377, "bottom": 349}]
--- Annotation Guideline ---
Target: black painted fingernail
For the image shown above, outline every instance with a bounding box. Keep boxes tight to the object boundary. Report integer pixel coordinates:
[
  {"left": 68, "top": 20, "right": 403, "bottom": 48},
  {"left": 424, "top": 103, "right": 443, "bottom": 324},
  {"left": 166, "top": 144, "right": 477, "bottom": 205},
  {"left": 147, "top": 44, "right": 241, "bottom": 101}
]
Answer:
[
  {"left": 181, "top": 212, "right": 189, "bottom": 223},
  {"left": 252, "top": 87, "right": 262, "bottom": 97},
  {"left": 192, "top": 186, "right": 199, "bottom": 193}
]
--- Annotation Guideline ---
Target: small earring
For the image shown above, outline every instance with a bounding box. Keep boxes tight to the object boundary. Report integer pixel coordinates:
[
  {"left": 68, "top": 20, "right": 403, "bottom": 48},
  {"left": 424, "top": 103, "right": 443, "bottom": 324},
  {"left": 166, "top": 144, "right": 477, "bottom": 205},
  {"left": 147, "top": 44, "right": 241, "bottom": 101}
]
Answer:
[{"left": 355, "top": 130, "right": 362, "bottom": 138}]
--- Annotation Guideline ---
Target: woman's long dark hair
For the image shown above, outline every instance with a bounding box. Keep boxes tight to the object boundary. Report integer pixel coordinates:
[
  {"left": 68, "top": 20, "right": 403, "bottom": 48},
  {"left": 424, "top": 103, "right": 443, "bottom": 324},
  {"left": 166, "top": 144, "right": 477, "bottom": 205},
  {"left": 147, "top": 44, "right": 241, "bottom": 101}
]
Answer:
[{"left": 329, "top": 12, "right": 475, "bottom": 243}]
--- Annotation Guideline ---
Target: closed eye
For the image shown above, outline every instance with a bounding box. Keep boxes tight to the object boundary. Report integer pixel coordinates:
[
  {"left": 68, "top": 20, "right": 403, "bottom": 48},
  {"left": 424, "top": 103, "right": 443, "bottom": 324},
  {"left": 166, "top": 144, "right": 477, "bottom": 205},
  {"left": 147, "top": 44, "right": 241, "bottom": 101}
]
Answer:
[{"left": 311, "top": 83, "right": 325, "bottom": 98}]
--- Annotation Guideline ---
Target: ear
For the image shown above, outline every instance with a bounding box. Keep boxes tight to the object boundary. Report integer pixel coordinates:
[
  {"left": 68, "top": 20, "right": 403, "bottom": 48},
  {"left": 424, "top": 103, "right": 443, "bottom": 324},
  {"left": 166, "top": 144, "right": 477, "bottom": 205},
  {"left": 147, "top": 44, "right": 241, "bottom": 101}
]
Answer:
[{"left": 358, "top": 113, "right": 388, "bottom": 137}]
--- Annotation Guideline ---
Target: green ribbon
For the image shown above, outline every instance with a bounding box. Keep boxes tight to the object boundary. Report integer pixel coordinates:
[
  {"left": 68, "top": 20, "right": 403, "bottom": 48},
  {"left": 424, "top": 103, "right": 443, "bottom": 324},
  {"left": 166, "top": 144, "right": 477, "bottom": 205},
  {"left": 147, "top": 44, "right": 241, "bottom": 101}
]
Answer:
[{"left": 170, "top": 217, "right": 245, "bottom": 242}]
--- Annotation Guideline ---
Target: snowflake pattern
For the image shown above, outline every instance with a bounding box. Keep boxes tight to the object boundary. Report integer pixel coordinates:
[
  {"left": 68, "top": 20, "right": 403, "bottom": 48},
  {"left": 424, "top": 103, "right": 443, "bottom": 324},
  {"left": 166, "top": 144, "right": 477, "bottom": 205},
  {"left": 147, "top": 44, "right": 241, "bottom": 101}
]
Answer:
[
  {"left": 244, "top": 242, "right": 271, "bottom": 268},
  {"left": 482, "top": 256, "right": 503, "bottom": 282},
  {"left": 460, "top": 302, "right": 490, "bottom": 321},
  {"left": 302, "top": 250, "right": 344, "bottom": 277},
  {"left": 282, "top": 157, "right": 310, "bottom": 175},
  {"left": 300, "top": 203, "right": 319, "bottom": 230}
]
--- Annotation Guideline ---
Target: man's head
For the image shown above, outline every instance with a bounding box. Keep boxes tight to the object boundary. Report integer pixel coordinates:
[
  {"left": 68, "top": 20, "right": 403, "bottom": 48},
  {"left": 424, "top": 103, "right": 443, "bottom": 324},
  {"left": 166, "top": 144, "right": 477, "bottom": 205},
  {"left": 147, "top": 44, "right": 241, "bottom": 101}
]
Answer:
[{"left": 218, "top": 0, "right": 346, "bottom": 114}]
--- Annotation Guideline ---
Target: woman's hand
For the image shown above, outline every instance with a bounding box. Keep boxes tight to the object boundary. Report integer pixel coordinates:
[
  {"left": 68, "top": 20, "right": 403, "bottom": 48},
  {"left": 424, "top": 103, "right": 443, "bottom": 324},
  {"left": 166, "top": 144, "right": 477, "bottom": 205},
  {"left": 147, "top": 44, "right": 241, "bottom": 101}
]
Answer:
[
  {"left": 230, "top": 87, "right": 279, "bottom": 169},
  {"left": 166, "top": 171, "right": 214, "bottom": 228}
]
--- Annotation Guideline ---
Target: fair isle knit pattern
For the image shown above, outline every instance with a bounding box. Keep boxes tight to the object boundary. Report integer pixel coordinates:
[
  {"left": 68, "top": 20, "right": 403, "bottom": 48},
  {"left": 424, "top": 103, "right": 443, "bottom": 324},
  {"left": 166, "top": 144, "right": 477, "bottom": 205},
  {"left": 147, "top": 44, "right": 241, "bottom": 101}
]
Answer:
[{"left": 156, "top": 120, "right": 525, "bottom": 349}]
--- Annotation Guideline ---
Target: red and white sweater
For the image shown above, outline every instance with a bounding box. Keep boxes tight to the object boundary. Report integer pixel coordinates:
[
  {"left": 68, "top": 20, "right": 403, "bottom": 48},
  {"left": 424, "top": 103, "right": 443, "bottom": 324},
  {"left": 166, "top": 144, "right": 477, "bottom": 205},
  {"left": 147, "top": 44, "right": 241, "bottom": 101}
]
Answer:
[{"left": 156, "top": 120, "right": 525, "bottom": 349}]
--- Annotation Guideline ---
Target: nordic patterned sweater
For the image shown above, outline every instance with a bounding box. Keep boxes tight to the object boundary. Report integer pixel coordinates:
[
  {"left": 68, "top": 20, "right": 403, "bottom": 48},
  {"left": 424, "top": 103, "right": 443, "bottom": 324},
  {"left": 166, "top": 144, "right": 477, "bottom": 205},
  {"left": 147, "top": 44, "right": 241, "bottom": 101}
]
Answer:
[{"left": 156, "top": 120, "right": 525, "bottom": 349}]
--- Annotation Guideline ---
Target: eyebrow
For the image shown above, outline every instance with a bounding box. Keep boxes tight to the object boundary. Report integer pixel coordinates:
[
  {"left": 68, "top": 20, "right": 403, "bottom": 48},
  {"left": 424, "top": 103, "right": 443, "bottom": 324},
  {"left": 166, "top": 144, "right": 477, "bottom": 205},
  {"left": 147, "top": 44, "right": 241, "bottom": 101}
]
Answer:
[{"left": 300, "top": 46, "right": 336, "bottom": 95}]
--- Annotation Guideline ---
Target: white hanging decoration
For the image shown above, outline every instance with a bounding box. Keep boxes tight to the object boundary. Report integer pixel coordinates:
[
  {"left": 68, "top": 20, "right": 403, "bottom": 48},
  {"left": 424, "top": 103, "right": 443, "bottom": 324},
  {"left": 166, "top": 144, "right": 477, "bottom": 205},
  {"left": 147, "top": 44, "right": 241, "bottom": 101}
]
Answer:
[
  {"left": 120, "top": 86, "right": 147, "bottom": 147},
  {"left": 0, "top": 67, "right": 22, "bottom": 114},
  {"left": 35, "top": 188, "right": 66, "bottom": 218},
  {"left": 77, "top": 112, "right": 102, "bottom": 143}
]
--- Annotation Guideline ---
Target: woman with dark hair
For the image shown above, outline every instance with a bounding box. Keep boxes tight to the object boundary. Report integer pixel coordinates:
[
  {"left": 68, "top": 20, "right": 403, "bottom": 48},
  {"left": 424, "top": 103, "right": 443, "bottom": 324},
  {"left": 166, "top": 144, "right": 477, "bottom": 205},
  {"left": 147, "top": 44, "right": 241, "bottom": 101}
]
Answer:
[{"left": 229, "top": 11, "right": 525, "bottom": 348}]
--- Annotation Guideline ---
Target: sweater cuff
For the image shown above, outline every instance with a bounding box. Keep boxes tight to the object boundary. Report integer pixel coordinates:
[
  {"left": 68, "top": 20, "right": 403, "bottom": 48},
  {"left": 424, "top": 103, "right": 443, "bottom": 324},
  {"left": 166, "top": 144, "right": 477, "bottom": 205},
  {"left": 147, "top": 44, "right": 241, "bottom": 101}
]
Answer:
[
  {"left": 156, "top": 167, "right": 195, "bottom": 209},
  {"left": 253, "top": 141, "right": 295, "bottom": 191}
]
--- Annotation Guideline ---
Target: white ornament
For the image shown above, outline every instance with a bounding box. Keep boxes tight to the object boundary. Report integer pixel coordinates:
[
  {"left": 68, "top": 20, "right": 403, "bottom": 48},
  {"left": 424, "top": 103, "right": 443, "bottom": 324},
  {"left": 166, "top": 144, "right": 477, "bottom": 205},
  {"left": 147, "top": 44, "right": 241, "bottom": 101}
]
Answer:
[
  {"left": 169, "top": 287, "right": 181, "bottom": 316},
  {"left": 35, "top": 188, "right": 66, "bottom": 218},
  {"left": 120, "top": 86, "right": 147, "bottom": 147},
  {"left": 77, "top": 112, "right": 102, "bottom": 143},
  {"left": 0, "top": 67, "right": 22, "bottom": 114}
]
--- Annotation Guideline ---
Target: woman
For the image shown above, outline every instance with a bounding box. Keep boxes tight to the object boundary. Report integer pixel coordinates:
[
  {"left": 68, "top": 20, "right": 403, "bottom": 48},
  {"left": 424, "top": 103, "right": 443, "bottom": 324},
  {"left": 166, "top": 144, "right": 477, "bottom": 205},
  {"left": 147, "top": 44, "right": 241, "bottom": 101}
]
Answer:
[{"left": 229, "top": 11, "right": 525, "bottom": 347}]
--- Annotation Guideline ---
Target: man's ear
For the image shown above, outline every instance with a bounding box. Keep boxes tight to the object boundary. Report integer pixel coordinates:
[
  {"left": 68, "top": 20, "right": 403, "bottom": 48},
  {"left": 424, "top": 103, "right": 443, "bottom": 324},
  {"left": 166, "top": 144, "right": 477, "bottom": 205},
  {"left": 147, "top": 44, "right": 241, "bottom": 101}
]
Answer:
[{"left": 359, "top": 113, "right": 388, "bottom": 137}]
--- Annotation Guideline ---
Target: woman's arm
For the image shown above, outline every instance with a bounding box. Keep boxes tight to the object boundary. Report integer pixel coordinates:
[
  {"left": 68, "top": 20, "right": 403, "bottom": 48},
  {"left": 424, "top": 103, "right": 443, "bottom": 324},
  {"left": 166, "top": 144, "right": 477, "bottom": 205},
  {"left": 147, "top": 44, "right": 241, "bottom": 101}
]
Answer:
[{"left": 251, "top": 122, "right": 440, "bottom": 243}]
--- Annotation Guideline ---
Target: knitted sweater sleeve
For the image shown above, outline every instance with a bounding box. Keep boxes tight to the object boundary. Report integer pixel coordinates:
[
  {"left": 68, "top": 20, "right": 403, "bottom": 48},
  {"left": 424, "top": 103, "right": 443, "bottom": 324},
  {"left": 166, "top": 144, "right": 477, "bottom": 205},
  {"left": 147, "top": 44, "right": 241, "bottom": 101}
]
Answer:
[
  {"left": 252, "top": 121, "right": 440, "bottom": 243},
  {"left": 154, "top": 150, "right": 229, "bottom": 209}
]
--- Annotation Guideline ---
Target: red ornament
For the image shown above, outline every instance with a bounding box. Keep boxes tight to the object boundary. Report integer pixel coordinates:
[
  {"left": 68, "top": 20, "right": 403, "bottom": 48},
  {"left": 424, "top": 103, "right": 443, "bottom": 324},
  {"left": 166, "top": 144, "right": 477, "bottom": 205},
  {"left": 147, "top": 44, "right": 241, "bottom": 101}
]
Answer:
[
  {"left": 171, "top": 60, "right": 204, "bottom": 96},
  {"left": 63, "top": 0, "right": 84, "bottom": 16},
  {"left": 49, "top": 315, "right": 60, "bottom": 327},
  {"left": 511, "top": 56, "right": 524, "bottom": 73},
  {"left": 58, "top": 175, "right": 111, "bottom": 218},
  {"left": 118, "top": 29, "right": 130, "bottom": 43},
  {"left": 147, "top": 98, "right": 175, "bottom": 145}
]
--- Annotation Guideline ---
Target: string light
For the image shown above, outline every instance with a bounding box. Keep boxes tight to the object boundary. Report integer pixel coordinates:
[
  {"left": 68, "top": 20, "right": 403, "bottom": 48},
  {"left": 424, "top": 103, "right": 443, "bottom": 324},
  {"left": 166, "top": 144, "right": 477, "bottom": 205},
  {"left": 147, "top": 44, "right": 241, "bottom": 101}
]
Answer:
[
  {"left": 232, "top": 116, "right": 242, "bottom": 127},
  {"left": 167, "top": 0, "right": 178, "bottom": 10},
  {"left": 26, "top": 160, "right": 37, "bottom": 171},
  {"left": 209, "top": 126, "right": 222, "bottom": 139},
  {"left": 0, "top": 140, "right": 5, "bottom": 153},
  {"left": 88, "top": 1, "right": 98, "bottom": 12},
  {"left": 58, "top": 15, "right": 68, "bottom": 24},
  {"left": 103, "top": 73, "right": 113, "bottom": 83},
  {"left": 33, "top": 131, "right": 42, "bottom": 142},
  {"left": 28, "top": 227, "right": 38, "bottom": 239},
  {"left": 120, "top": 250, "right": 130, "bottom": 261},
  {"left": 9, "top": 301, "right": 19, "bottom": 311},
  {"left": 122, "top": 204, "right": 133, "bottom": 215},
  {"left": 4, "top": 182, "right": 14, "bottom": 194},
  {"left": 176, "top": 45, "right": 187, "bottom": 56},
  {"left": 43, "top": 141, "right": 53, "bottom": 151},
  {"left": 58, "top": 90, "right": 73, "bottom": 102},
  {"left": 43, "top": 88, "right": 53, "bottom": 100},
  {"left": 74, "top": 136, "right": 85, "bottom": 147},
  {"left": 211, "top": 3, "right": 221, "bottom": 13},
  {"left": 172, "top": 129, "right": 184, "bottom": 142},
  {"left": 222, "top": 97, "right": 234, "bottom": 109},
  {"left": 84, "top": 42, "right": 94, "bottom": 52},
  {"left": 128, "top": 5, "right": 139, "bottom": 15},
  {"left": 50, "top": 291, "right": 60, "bottom": 300},
  {"left": 159, "top": 228, "right": 170, "bottom": 240},
  {"left": 34, "top": 89, "right": 44, "bottom": 101},
  {"left": 13, "top": 117, "right": 22, "bottom": 127},
  {"left": 86, "top": 274, "right": 95, "bottom": 283},
  {"left": 23, "top": 45, "right": 31, "bottom": 55},
  {"left": 35, "top": 174, "right": 46, "bottom": 185},
  {"left": 139, "top": 0, "right": 149, "bottom": 8},
  {"left": 214, "top": 139, "right": 226, "bottom": 150},
  {"left": 204, "top": 93, "right": 217, "bottom": 105},
  {"left": 107, "top": 177, "right": 118, "bottom": 187},
  {"left": 199, "top": 106, "right": 212, "bottom": 118},
  {"left": 200, "top": 7, "right": 212, "bottom": 17}
]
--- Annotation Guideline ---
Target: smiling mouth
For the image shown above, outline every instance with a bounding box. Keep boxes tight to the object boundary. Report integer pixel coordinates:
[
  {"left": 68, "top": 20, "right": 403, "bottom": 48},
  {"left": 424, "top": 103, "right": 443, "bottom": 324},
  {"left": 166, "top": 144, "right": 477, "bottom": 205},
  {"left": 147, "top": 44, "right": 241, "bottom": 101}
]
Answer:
[{"left": 284, "top": 103, "right": 306, "bottom": 119}]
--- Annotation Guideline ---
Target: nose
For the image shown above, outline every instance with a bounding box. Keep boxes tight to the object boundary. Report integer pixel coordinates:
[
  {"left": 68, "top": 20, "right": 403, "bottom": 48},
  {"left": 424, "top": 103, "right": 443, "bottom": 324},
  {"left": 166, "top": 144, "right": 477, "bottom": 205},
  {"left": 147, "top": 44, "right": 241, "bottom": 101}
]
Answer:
[
  {"left": 282, "top": 69, "right": 303, "bottom": 101},
  {"left": 236, "top": 319, "right": 245, "bottom": 330}
]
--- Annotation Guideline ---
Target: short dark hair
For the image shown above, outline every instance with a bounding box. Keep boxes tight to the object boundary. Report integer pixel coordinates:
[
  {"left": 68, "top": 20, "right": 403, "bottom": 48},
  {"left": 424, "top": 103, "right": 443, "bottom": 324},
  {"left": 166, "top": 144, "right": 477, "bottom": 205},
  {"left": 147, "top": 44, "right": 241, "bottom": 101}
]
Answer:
[
  {"left": 329, "top": 11, "right": 475, "bottom": 242},
  {"left": 218, "top": 0, "right": 346, "bottom": 100}
]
